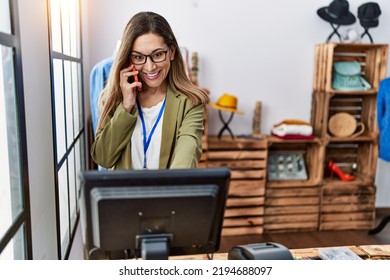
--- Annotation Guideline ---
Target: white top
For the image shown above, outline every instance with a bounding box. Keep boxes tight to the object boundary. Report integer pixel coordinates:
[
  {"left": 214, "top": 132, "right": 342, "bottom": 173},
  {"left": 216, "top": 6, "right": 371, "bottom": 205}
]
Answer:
[
  {"left": 271, "top": 124, "right": 313, "bottom": 137},
  {"left": 131, "top": 99, "right": 165, "bottom": 169}
]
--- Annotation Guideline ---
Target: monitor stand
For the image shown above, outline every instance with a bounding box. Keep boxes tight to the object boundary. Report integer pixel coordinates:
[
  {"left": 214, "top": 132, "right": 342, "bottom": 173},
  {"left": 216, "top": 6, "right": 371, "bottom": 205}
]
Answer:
[{"left": 137, "top": 234, "right": 173, "bottom": 260}]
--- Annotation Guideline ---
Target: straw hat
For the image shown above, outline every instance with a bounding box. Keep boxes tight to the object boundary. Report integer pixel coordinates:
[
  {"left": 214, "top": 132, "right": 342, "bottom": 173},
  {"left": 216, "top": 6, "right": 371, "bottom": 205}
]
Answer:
[{"left": 210, "top": 93, "right": 244, "bottom": 115}]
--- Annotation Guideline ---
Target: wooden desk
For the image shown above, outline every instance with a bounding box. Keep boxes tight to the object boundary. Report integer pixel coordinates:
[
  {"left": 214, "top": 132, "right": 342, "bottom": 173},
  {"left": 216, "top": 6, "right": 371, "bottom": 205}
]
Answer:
[
  {"left": 170, "top": 244, "right": 390, "bottom": 260},
  {"left": 290, "top": 244, "right": 390, "bottom": 260}
]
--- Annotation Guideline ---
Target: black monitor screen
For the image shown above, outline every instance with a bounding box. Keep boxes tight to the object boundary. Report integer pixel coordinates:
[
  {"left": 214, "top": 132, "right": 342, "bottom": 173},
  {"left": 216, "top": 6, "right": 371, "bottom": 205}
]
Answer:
[{"left": 79, "top": 168, "right": 230, "bottom": 260}]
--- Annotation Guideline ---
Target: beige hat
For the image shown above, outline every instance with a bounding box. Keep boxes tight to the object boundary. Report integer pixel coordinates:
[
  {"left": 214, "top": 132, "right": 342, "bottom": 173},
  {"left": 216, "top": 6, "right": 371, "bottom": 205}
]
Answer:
[{"left": 210, "top": 93, "right": 244, "bottom": 115}]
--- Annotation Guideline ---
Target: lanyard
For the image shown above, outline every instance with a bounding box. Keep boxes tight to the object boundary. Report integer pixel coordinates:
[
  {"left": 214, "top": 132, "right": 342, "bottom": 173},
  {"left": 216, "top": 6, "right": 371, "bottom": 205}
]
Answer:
[{"left": 136, "top": 97, "right": 166, "bottom": 169}]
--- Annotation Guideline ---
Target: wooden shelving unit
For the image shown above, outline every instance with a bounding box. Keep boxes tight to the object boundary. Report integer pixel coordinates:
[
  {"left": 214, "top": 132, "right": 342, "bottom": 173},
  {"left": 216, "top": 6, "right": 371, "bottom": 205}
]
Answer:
[
  {"left": 263, "top": 43, "right": 388, "bottom": 233},
  {"left": 313, "top": 43, "right": 388, "bottom": 231},
  {"left": 200, "top": 43, "right": 388, "bottom": 235}
]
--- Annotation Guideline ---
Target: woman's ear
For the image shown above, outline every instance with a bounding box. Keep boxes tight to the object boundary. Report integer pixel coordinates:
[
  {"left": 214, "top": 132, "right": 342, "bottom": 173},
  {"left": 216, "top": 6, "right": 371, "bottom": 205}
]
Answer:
[{"left": 170, "top": 45, "right": 176, "bottom": 61}]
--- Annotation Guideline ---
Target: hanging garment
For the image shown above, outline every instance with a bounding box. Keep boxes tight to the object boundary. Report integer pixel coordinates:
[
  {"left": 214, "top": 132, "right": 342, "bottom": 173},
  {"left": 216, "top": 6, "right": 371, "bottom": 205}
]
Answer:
[
  {"left": 89, "top": 56, "right": 114, "bottom": 135},
  {"left": 377, "top": 77, "right": 390, "bottom": 161}
]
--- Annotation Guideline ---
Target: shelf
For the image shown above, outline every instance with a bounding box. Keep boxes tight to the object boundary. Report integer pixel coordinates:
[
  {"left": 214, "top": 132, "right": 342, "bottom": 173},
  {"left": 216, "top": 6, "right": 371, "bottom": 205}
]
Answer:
[
  {"left": 323, "top": 176, "right": 374, "bottom": 186},
  {"left": 327, "top": 89, "right": 377, "bottom": 95},
  {"left": 267, "top": 135, "right": 321, "bottom": 145},
  {"left": 266, "top": 180, "right": 321, "bottom": 188},
  {"left": 327, "top": 135, "right": 378, "bottom": 143}
]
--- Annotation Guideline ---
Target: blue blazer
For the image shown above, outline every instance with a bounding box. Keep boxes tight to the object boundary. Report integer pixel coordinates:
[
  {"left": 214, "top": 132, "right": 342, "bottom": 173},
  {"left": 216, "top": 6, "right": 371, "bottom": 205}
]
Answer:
[
  {"left": 89, "top": 56, "right": 114, "bottom": 134},
  {"left": 377, "top": 78, "right": 390, "bottom": 161}
]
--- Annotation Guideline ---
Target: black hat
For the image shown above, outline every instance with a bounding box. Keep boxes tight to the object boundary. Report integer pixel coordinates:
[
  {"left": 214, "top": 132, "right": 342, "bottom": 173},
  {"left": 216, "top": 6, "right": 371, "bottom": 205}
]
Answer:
[
  {"left": 358, "top": 2, "right": 381, "bottom": 28},
  {"left": 317, "top": 0, "right": 356, "bottom": 25}
]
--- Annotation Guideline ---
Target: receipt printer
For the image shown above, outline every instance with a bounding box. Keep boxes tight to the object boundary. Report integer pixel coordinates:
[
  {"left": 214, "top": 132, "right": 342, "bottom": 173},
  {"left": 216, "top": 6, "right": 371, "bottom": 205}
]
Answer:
[{"left": 228, "top": 242, "right": 294, "bottom": 260}]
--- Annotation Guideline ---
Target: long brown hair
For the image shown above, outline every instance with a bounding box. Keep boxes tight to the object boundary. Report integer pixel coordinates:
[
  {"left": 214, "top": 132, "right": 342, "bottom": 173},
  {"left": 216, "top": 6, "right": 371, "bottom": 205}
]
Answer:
[{"left": 97, "top": 11, "right": 209, "bottom": 130}]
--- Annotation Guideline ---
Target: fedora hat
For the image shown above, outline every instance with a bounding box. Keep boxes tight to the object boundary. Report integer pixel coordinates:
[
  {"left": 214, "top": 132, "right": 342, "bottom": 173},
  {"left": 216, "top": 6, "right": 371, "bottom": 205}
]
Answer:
[
  {"left": 210, "top": 93, "right": 244, "bottom": 115},
  {"left": 317, "top": 0, "right": 356, "bottom": 25},
  {"left": 358, "top": 2, "right": 381, "bottom": 28}
]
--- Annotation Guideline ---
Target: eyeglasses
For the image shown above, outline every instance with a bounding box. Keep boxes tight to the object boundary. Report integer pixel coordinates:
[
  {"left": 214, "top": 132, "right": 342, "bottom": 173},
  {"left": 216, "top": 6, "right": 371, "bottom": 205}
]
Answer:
[{"left": 130, "top": 49, "right": 169, "bottom": 65}]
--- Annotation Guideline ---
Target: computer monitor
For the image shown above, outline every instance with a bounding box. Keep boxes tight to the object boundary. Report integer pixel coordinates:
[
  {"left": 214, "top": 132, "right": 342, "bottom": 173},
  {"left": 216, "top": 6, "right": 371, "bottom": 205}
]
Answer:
[{"left": 79, "top": 168, "right": 230, "bottom": 260}]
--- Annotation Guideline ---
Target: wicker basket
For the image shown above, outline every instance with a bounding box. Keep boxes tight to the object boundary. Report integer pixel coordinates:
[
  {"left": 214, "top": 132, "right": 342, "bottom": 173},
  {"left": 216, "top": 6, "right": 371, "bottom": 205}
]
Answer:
[{"left": 328, "top": 112, "right": 365, "bottom": 138}]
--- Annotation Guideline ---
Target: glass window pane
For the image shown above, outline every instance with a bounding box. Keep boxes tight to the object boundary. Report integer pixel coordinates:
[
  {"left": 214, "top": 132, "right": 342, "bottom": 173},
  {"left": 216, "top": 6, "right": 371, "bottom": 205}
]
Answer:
[
  {"left": 53, "top": 59, "right": 66, "bottom": 162},
  {"left": 0, "top": 0, "right": 11, "bottom": 34},
  {"left": 72, "top": 62, "right": 80, "bottom": 135},
  {"left": 0, "top": 223, "right": 26, "bottom": 260},
  {"left": 61, "top": 0, "right": 71, "bottom": 56},
  {"left": 49, "top": 0, "right": 62, "bottom": 53},
  {"left": 58, "top": 162, "right": 69, "bottom": 258},
  {"left": 0, "top": 45, "right": 23, "bottom": 240},
  {"left": 69, "top": 0, "right": 81, "bottom": 58},
  {"left": 64, "top": 61, "right": 73, "bottom": 148}
]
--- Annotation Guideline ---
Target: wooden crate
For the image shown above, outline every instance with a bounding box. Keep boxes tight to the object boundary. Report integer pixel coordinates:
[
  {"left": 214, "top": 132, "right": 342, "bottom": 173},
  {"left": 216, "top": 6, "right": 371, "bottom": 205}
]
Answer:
[
  {"left": 319, "top": 183, "right": 376, "bottom": 230},
  {"left": 206, "top": 135, "right": 267, "bottom": 236},
  {"left": 324, "top": 141, "right": 378, "bottom": 186},
  {"left": 266, "top": 137, "right": 324, "bottom": 188},
  {"left": 264, "top": 137, "right": 324, "bottom": 232},
  {"left": 264, "top": 186, "right": 321, "bottom": 233},
  {"left": 313, "top": 43, "right": 388, "bottom": 94},
  {"left": 312, "top": 92, "right": 378, "bottom": 139}
]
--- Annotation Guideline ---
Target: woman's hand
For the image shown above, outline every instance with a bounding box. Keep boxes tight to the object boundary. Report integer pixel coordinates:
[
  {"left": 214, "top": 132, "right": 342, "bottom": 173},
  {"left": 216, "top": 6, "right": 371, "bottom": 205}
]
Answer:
[{"left": 120, "top": 65, "right": 142, "bottom": 113}]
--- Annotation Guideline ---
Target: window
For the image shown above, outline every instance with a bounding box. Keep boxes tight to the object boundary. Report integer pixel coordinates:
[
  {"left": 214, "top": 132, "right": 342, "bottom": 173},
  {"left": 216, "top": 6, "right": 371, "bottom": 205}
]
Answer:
[
  {"left": 48, "top": 0, "right": 85, "bottom": 259},
  {"left": 0, "top": 0, "right": 32, "bottom": 260}
]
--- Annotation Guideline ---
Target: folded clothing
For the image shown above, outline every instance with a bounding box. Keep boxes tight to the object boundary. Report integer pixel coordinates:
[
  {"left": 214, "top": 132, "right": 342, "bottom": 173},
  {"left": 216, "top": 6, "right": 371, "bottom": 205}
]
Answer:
[
  {"left": 271, "top": 122, "right": 313, "bottom": 137},
  {"left": 273, "top": 119, "right": 311, "bottom": 127},
  {"left": 271, "top": 133, "right": 314, "bottom": 140}
]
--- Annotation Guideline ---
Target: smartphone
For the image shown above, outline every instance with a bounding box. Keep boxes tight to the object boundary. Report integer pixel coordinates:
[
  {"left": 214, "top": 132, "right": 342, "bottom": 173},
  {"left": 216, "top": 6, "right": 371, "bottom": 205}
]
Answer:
[{"left": 128, "top": 65, "right": 142, "bottom": 92}]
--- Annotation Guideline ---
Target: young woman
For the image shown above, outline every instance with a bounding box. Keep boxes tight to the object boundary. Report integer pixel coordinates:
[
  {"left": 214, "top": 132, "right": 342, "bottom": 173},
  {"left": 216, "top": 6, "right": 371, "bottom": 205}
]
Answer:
[{"left": 91, "top": 12, "right": 209, "bottom": 170}]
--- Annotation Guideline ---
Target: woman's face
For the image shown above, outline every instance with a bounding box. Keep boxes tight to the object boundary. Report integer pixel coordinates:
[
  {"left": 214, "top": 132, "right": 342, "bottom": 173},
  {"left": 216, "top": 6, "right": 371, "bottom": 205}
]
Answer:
[{"left": 131, "top": 33, "right": 175, "bottom": 91}]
